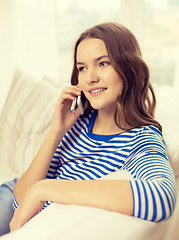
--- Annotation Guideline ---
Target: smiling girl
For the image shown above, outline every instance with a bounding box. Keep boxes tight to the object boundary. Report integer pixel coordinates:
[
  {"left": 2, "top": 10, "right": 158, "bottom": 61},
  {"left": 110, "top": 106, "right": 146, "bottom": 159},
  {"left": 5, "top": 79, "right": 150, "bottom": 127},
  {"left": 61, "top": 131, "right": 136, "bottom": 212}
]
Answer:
[{"left": 9, "top": 23, "right": 176, "bottom": 231}]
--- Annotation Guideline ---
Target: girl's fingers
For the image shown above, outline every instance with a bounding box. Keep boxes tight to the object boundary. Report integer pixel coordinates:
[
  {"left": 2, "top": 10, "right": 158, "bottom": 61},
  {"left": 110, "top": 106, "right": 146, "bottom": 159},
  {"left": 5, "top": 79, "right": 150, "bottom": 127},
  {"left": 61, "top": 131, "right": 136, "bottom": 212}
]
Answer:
[
  {"left": 62, "top": 86, "right": 81, "bottom": 96},
  {"left": 62, "top": 93, "right": 76, "bottom": 101},
  {"left": 59, "top": 86, "right": 82, "bottom": 105}
]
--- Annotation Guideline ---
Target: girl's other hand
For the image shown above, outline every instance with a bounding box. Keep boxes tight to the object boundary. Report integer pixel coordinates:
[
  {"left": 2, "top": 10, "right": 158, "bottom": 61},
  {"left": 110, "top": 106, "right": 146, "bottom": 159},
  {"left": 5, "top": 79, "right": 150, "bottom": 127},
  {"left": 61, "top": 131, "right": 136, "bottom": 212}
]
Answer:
[
  {"left": 9, "top": 184, "right": 45, "bottom": 232},
  {"left": 49, "top": 85, "right": 82, "bottom": 136}
]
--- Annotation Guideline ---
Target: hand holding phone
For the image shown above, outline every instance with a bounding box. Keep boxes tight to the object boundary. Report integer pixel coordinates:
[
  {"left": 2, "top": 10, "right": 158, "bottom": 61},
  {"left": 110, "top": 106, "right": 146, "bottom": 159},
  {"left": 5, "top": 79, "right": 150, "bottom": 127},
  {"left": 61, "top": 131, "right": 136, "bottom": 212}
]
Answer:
[{"left": 71, "top": 95, "right": 84, "bottom": 115}]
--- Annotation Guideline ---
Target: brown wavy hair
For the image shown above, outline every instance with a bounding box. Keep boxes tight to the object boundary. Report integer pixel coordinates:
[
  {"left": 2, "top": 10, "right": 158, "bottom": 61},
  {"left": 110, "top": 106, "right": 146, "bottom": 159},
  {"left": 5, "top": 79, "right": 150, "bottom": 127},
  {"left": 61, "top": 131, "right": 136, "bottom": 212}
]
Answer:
[{"left": 71, "top": 22, "right": 162, "bottom": 132}]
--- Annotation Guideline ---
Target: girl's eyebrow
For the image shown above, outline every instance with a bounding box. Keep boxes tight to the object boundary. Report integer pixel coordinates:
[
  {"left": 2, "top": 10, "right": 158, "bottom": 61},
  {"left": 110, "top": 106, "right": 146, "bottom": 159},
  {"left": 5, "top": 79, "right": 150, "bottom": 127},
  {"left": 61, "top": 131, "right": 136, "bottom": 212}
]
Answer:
[{"left": 76, "top": 55, "right": 109, "bottom": 65}]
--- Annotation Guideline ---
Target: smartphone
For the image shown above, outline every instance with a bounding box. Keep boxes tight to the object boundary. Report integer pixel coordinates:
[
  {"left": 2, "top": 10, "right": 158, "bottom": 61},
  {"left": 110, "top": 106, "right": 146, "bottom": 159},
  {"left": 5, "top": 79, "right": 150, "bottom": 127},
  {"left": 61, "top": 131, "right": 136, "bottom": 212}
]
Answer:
[
  {"left": 77, "top": 95, "right": 84, "bottom": 115},
  {"left": 71, "top": 95, "right": 84, "bottom": 115}
]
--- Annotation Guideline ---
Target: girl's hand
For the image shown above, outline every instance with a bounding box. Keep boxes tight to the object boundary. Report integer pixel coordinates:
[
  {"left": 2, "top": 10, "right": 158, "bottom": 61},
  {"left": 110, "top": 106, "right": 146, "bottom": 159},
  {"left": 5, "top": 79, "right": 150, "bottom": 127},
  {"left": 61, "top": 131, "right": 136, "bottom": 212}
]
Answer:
[
  {"left": 50, "top": 85, "right": 82, "bottom": 135},
  {"left": 9, "top": 184, "right": 45, "bottom": 231}
]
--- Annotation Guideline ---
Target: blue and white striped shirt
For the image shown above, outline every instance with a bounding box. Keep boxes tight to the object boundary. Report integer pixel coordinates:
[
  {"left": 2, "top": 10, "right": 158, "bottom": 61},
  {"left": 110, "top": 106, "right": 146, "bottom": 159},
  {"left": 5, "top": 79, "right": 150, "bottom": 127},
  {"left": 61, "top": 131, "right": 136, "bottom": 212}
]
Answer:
[{"left": 13, "top": 110, "right": 177, "bottom": 222}]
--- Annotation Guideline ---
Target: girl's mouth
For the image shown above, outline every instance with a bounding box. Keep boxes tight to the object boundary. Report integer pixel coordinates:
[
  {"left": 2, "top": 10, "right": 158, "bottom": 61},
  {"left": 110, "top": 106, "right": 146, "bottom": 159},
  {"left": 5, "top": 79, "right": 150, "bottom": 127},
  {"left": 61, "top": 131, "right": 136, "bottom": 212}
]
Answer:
[{"left": 89, "top": 88, "right": 107, "bottom": 96}]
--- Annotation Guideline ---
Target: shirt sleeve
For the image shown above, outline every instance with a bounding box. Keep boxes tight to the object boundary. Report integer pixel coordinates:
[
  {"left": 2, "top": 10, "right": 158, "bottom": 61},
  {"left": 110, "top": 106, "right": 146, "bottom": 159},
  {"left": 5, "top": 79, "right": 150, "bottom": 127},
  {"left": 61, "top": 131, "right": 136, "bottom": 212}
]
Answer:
[
  {"left": 46, "top": 145, "right": 61, "bottom": 179},
  {"left": 12, "top": 194, "right": 19, "bottom": 211},
  {"left": 125, "top": 127, "right": 177, "bottom": 222}
]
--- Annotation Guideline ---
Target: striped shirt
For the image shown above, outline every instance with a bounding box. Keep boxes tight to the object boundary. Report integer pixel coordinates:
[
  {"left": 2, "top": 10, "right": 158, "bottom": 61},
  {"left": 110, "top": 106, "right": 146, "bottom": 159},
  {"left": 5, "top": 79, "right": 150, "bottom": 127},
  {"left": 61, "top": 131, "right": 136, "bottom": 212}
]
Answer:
[{"left": 13, "top": 110, "right": 177, "bottom": 222}]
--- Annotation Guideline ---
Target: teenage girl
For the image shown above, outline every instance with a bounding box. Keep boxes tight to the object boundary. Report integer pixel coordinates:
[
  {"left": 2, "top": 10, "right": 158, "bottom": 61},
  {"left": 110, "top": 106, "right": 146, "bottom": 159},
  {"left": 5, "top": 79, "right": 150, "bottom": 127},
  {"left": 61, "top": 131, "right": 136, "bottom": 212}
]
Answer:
[{"left": 9, "top": 22, "right": 176, "bottom": 231}]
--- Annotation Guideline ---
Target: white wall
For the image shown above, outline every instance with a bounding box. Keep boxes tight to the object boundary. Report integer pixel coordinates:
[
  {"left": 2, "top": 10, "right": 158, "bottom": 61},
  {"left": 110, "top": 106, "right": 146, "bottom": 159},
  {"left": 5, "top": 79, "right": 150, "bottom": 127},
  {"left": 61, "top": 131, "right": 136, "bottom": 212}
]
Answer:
[
  {"left": 119, "top": 0, "right": 144, "bottom": 45},
  {"left": 0, "top": 0, "right": 60, "bottom": 113},
  {"left": 0, "top": 0, "right": 14, "bottom": 112},
  {"left": 0, "top": 0, "right": 178, "bottom": 114},
  {"left": 174, "top": 45, "right": 179, "bottom": 89}
]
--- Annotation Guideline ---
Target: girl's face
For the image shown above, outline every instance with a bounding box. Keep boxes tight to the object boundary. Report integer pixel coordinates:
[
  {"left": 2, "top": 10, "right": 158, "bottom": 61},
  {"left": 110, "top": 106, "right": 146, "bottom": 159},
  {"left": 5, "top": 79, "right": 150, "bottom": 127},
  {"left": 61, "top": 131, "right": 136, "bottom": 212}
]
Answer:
[{"left": 76, "top": 38, "right": 123, "bottom": 113}]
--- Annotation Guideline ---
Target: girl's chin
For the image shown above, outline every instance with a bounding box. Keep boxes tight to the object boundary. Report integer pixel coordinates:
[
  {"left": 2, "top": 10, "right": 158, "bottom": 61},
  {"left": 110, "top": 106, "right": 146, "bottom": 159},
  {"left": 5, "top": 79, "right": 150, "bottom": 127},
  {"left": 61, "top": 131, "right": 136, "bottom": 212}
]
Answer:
[
  {"left": 90, "top": 103, "right": 103, "bottom": 110},
  {"left": 90, "top": 104, "right": 111, "bottom": 112},
  {"left": 90, "top": 101, "right": 117, "bottom": 112}
]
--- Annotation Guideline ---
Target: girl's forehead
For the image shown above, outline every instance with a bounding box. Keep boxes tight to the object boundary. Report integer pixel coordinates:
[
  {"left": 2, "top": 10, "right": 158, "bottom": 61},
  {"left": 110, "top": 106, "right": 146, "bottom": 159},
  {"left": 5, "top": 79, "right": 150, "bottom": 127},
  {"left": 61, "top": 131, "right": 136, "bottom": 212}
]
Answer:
[{"left": 76, "top": 38, "right": 108, "bottom": 61}]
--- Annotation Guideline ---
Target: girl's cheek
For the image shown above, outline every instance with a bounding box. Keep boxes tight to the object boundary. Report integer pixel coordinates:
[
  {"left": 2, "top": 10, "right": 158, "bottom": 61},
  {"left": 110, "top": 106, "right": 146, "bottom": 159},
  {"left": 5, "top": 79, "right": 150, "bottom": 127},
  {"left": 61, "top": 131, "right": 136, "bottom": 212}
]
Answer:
[{"left": 77, "top": 79, "right": 84, "bottom": 90}]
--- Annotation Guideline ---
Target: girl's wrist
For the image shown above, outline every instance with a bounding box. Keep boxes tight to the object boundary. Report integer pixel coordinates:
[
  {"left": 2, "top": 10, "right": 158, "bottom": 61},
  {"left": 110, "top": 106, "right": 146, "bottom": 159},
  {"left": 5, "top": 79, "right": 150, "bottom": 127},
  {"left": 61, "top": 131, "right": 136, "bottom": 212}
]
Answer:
[
  {"left": 46, "top": 127, "right": 64, "bottom": 145},
  {"left": 32, "top": 179, "right": 53, "bottom": 203},
  {"left": 33, "top": 179, "right": 63, "bottom": 204},
  {"left": 49, "top": 123, "right": 66, "bottom": 137}
]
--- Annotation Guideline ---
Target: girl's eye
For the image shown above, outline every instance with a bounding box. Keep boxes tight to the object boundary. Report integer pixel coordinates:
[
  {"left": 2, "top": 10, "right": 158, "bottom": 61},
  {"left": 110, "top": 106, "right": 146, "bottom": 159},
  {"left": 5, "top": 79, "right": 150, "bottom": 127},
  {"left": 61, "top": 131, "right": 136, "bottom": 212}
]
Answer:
[
  {"left": 99, "top": 61, "right": 110, "bottom": 67},
  {"left": 78, "top": 66, "right": 86, "bottom": 72}
]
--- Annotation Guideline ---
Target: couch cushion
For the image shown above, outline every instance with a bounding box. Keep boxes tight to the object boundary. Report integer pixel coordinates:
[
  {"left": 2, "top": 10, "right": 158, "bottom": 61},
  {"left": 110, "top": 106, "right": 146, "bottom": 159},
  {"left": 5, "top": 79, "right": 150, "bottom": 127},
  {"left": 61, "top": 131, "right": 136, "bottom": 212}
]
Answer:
[
  {"left": 155, "top": 85, "right": 179, "bottom": 177},
  {"left": 0, "top": 69, "right": 60, "bottom": 174}
]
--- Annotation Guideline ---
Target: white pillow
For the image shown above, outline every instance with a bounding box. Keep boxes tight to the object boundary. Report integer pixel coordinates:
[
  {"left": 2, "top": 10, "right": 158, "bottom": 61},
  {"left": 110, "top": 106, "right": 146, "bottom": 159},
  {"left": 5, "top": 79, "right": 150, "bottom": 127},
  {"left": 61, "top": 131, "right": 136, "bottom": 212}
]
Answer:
[
  {"left": 0, "top": 69, "right": 60, "bottom": 174},
  {"left": 155, "top": 85, "right": 179, "bottom": 177}
]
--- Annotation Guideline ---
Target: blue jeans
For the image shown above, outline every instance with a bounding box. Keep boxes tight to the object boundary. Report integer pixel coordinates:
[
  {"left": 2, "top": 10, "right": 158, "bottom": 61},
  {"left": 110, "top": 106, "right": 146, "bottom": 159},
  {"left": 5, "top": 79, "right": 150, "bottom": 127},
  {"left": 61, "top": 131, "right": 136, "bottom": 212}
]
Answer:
[{"left": 0, "top": 178, "right": 18, "bottom": 236}]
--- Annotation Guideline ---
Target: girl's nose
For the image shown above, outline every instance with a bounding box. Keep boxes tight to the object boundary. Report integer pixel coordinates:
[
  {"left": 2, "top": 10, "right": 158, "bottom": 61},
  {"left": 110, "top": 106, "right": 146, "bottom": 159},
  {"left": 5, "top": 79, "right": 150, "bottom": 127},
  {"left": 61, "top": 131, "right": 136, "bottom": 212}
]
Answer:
[{"left": 86, "top": 69, "right": 100, "bottom": 84}]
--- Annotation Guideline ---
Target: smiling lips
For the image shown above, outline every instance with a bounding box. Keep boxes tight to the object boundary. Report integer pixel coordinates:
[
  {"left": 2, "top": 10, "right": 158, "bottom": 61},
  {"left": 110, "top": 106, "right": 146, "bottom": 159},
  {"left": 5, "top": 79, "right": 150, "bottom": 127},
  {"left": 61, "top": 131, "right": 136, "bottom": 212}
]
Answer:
[{"left": 89, "top": 88, "right": 107, "bottom": 96}]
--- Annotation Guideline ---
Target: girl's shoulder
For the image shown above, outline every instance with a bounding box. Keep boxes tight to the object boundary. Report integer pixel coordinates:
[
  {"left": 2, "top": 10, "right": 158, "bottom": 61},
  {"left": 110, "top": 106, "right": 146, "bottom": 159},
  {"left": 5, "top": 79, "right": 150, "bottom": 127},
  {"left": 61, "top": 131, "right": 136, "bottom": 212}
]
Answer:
[
  {"left": 76, "top": 109, "right": 96, "bottom": 128},
  {"left": 69, "top": 110, "right": 96, "bottom": 137},
  {"left": 135, "top": 125, "right": 163, "bottom": 140},
  {"left": 111, "top": 125, "right": 162, "bottom": 141},
  {"left": 131, "top": 125, "right": 165, "bottom": 149}
]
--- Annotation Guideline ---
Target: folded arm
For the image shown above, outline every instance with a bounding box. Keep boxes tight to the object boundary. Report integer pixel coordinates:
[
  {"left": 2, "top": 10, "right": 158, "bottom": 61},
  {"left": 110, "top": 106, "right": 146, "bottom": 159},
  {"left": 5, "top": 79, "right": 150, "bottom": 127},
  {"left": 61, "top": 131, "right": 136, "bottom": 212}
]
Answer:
[{"left": 10, "top": 178, "right": 133, "bottom": 231}]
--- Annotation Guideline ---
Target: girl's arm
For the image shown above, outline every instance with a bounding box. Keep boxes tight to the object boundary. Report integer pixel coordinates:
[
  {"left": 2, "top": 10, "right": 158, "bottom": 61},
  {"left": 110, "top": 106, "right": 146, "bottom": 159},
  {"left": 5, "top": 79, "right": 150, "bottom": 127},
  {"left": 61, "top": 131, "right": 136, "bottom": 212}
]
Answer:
[
  {"left": 10, "top": 179, "right": 133, "bottom": 231},
  {"left": 13, "top": 129, "right": 62, "bottom": 205},
  {"left": 14, "top": 86, "right": 82, "bottom": 205}
]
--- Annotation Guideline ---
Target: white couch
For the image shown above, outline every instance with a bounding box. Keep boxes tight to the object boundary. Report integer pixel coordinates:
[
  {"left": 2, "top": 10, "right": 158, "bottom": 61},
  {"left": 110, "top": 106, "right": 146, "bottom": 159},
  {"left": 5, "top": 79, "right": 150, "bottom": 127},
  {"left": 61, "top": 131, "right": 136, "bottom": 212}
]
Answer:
[{"left": 0, "top": 69, "right": 179, "bottom": 240}]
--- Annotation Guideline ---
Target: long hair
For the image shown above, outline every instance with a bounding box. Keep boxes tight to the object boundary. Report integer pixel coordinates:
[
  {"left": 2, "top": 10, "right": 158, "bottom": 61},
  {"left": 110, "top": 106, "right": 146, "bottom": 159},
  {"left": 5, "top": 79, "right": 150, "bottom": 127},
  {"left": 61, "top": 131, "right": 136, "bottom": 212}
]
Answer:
[{"left": 71, "top": 22, "right": 162, "bottom": 132}]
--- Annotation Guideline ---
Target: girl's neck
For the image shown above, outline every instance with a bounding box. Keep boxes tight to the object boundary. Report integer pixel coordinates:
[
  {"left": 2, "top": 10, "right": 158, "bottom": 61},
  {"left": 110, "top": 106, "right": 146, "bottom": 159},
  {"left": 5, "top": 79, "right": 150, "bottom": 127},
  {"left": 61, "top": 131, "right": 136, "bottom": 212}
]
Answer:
[{"left": 92, "top": 109, "right": 124, "bottom": 135}]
